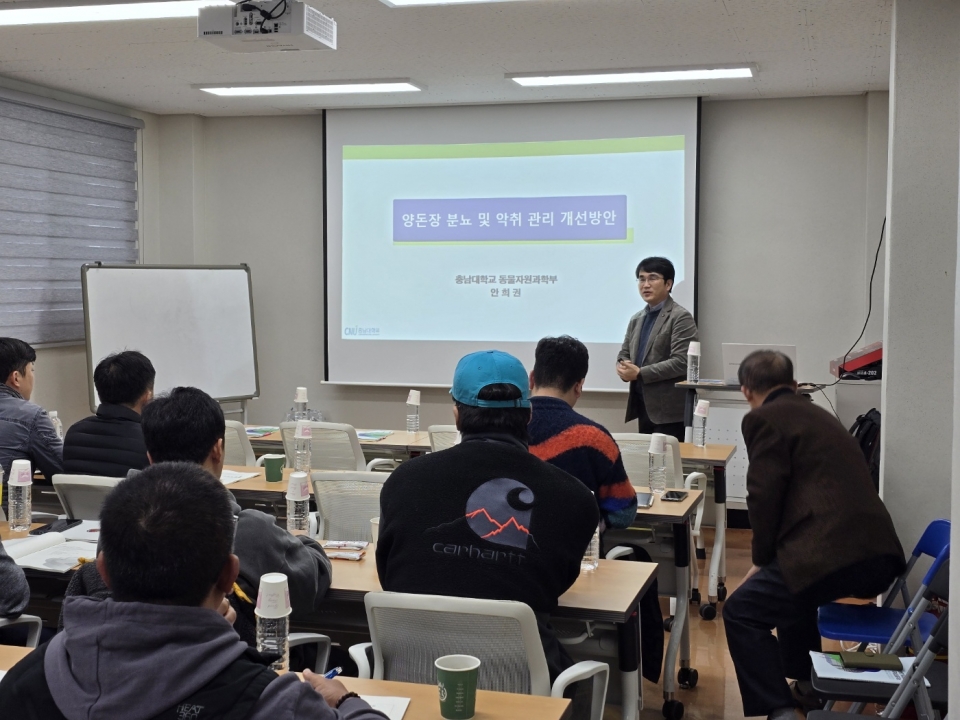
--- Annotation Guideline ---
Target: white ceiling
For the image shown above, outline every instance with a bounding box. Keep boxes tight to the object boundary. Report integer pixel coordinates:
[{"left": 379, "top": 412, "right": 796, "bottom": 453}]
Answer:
[{"left": 0, "top": 0, "right": 892, "bottom": 116}]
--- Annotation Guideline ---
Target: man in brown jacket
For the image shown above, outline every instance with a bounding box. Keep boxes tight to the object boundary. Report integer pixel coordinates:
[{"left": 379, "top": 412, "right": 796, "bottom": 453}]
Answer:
[{"left": 723, "top": 350, "right": 904, "bottom": 719}]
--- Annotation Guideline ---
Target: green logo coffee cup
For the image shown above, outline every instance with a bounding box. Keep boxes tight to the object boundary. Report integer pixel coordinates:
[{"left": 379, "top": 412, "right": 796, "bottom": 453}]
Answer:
[
  {"left": 258, "top": 454, "right": 285, "bottom": 483},
  {"left": 435, "top": 654, "right": 480, "bottom": 720}
]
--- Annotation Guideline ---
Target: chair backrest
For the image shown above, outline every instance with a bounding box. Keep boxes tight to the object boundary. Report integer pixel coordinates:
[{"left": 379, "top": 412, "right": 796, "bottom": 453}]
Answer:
[
  {"left": 223, "top": 420, "right": 256, "bottom": 467},
  {"left": 913, "top": 519, "right": 951, "bottom": 561},
  {"left": 364, "top": 592, "right": 551, "bottom": 696},
  {"left": 427, "top": 425, "right": 459, "bottom": 452},
  {"left": 52, "top": 474, "right": 122, "bottom": 520},
  {"left": 310, "top": 471, "right": 388, "bottom": 541},
  {"left": 611, "top": 433, "right": 684, "bottom": 488},
  {"left": 280, "top": 421, "right": 365, "bottom": 471}
]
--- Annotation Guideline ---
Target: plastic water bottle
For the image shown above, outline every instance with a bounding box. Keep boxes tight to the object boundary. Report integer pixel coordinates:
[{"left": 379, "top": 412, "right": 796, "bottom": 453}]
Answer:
[
  {"left": 286, "top": 472, "right": 310, "bottom": 534},
  {"left": 648, "top": 433, "right": 668, "bottom": 494},
  {"left": 294, "top": 421, "right": 312, "bottom": 473},
  {"left": 7, "top": 459, "right": 32, "bottom": 532},
  {"left": 48, "top": 411, "right": 63, "bottom": 441},
  {"left": 581, "top": 524, "right": 600, "bottom": 572},
  {"left": 405, "top": 389, "right": 421, "bottom": 433},
  {"left": 693, "top": 399, "right": 710, "bottom": 448},
  {"left": 686, "top": 341, "right": 700, "bottom": 384},
  {"left": 284, "top": 387, "right": 323, "bottom": 423},
  {"left": 255, "top": 573, "right": 291, "bottom": 671}
]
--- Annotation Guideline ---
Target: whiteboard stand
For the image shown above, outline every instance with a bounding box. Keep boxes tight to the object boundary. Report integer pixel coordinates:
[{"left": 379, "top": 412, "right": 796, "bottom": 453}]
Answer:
[{"left": 220, "top": 399, "right": 249, "bottom": 425}]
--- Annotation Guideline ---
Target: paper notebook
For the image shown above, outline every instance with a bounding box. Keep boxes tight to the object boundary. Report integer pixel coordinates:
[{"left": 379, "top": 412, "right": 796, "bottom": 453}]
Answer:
[
  {"left": 61, "top": 520, "right": 101, "bottom": 542},
  {"left": 220, "top": 469, "right": 260, "bottom": 485},
  {"left": 357, "top": 431, "right": 393, "bottom": 441},
  {"left": 2, "top": 533, "right": 95, "bottom": 573},
  {"left": 360, "top": 696, "right": 410, "bottom": 720},
  {"left": 810, "top": 652, "right": 929, "bottom": 686}
]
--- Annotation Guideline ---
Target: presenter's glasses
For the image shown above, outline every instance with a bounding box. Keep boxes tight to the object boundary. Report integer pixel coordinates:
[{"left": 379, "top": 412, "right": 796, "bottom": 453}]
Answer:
[{"left": 637, "top": 274, "right": 664, "bottom": 286}]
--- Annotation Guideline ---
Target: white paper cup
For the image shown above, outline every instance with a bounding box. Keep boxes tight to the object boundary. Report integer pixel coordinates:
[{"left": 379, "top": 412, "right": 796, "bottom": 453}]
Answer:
[
  {"left": 294, "top": 421, "right": 312, "bottom": 440},
  {"left": 295, "top": 386, "right": 308, "bottom": 403},
  {"left": 370, "top": 517, "right": 380, "bottom": 543},
  {"left": 694, "top": 400, "right": 711, "bottom": 417},
  {"left": 687, "top": 341, "right": 701, "bottom": 356},
  {"left": 8, "top": 459, "right": 32, "bottom": 485},
  {"left": 286, "top": 471, "right": 310, "bottom": 502},
  {"left": 406, "top": 389, "right": 421, "bottom": 406},
  {"left": 648, "top": 433, "right": 667, "bottom": 455},
  {"left": 255, "top": 572, "right": 292, "bottom": 618}
]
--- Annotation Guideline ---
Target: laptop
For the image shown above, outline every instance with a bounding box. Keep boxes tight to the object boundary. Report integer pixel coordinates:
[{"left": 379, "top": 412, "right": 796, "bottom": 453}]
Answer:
[{"left": 722, "top": 343, "right": 798, "bottom": 385}]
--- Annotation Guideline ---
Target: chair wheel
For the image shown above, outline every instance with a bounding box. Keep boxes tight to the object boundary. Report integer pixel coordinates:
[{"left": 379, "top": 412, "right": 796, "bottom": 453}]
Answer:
[
  {"left": 690, "top": 589, "right": 701, "bottom": 604},
  {"left": 717, "top": 584, "right": 728, "bottom": 602},
  {"left": 662, "top": 699, "right": 684, "bottom": 720},
  {"left": 663, "top": 616, "right": 674, "bottom": 632},
  {"left": 678, "top": 667, "right": 699, "bottom": 689},
  {"left": 699, "top": 603, "right": 717, "bottom": 620}
]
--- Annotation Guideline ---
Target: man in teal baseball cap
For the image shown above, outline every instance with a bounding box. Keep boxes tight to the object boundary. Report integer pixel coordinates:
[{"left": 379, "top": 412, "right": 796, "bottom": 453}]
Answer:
[{"left": 377, "top": 349, "right": 599, "bottom": 687}]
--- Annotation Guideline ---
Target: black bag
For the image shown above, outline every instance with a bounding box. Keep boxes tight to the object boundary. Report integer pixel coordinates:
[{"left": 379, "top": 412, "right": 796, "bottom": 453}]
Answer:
[{"left": 849, "top": 408, "right": 881, "bottom": 492}]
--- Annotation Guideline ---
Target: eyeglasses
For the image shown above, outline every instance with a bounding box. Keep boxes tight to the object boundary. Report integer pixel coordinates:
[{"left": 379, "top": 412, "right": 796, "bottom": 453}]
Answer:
[{"left": 637, "top": 274, "right": 664, "bottom": 286}]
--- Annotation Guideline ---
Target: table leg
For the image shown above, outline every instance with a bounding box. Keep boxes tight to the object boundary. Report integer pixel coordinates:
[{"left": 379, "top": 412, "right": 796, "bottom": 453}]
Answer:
[
  {"left": 708, "top": 466, "right": 728, "bottom": 605},
  {"left": 661, "top": 520, "right": 694, "bottom": 718},
  {"left": 682, "top": 389, "right": 696, "bottom": 443},
  {"left": 616, "top": 609, "right": 641, "bottom": 720}
]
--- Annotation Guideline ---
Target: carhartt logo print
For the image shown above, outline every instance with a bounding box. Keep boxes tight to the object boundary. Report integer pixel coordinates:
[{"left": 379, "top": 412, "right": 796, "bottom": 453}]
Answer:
[{"left": 464, "top": 477, "right": 536, "bottom": 549}]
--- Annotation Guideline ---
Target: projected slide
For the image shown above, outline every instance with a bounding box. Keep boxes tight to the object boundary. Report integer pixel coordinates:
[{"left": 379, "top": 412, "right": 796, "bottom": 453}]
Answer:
[{"left": 341, "top": 136, "right": 685, "bottom": 344}]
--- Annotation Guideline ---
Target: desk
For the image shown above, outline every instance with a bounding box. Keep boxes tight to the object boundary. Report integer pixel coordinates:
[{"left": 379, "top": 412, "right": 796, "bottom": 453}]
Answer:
[
  {"left": 0, "top": 645, "right": 570, "bottom": 720},
  {"left": 248, "top": 428, "right": 432, "bottom": 456}
]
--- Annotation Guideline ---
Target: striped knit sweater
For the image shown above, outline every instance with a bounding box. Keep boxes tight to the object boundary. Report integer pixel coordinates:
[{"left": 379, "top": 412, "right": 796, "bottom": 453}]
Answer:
[{"left": 528, "top": 396, "right": 638, "bottom": 529}]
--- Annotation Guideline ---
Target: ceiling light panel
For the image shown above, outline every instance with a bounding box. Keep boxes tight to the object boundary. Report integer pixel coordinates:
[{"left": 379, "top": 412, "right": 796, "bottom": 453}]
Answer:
[
  {"left": 0, "top": 0, "right": 233, "bottom": 26},
  {"left": 200, "top": 82, "right": 422, "bottom": 96},
  {"left": 511, "top": 67, "right": 756, "bottom": 87},
  {"left": 381, "top": 0, "right": 529, "bottom": 6}
]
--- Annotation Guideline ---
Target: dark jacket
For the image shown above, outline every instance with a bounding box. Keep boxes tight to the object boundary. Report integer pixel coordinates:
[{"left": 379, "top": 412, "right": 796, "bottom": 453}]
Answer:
[
  {"left": 0, "top": 596, "right": 387, "bottom": 720},
  {"left": 617, "top": 296, "right": 698, "bottom": 424},
  {"left": 63, "top": 404, "right": 149, "bottom": 478},
  {"left": 0, "top": 539, "right": 29, "bottom": 619},
  {"left": 743, "top": 390, "right": 905, "bottom": 598},
  {"left": 0, "top": 383, "right": 63, "bottom": 483}
]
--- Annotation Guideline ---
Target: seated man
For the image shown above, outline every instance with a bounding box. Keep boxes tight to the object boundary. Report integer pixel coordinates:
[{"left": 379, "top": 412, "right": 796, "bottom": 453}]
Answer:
[
  {"left": 528, "top": 335, "right": 663, "bottom": 684},
  {"left": 377, "top": 350, "right": 599, "bottom": 679},
  {"left": 528, "top": 335, "right": 638, "bottom": 529},
  {"left": 0, "top": 337, "right": 62, "bottom": 489},
  {"left": 0, "top": 463, "right": 386, "bottom": 720},
  {"left": 63, "top": 350, "right": 155, "bottom": 477},
  {"left": 0, "top": 541, "right": 29, "bottom": 644},
  {"left": 141, "top": 387, "right": 332, "bottom": 621},
  {"left": 723, "top": 351, "right": 905, "bottom": 719}
]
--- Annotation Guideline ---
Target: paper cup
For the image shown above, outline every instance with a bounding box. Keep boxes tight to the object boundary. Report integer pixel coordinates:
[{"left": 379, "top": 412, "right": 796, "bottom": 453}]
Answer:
[
  {"left": 435, "top": 654, "right": 480, "bottom": 720},
  {"left": 8, "top": 459, "right": 32, "bottom": 486},
  {"left": 687, "top": 341, "right": 701, "bottom": 356},
  {"left": 648, "top": 432, "right": 667, "bottom": 455},
  {"left": 255, "top": 573, "right": 292, "bottom": 618},
  {"left": 286, "top": 471, "right": 310, "bottom": 502},
  {"left": 370, "top": 517, "right": 380, "bottom": 543},
  {"left": 294, "top": 386, "right": 308, "bottom": 403},
  {"left": 694, "top": 400, "right": 710, "bottom": 418},
  {"left": 294, "top": 421, "right": 312, "bottom": 440},
  {"left": 258, "top": 454, "right": 285, "bottom": 483}
]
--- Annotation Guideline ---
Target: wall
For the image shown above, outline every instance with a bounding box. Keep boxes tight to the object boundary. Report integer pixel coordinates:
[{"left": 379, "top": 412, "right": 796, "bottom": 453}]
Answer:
[{"left": 143, "top": 94, "right": 889, "bottom": 433}]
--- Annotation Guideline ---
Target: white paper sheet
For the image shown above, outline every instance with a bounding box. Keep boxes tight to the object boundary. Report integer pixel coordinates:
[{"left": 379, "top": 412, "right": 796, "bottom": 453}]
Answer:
[
  {"left": 2, "top": 532, "right": 64, "bottom": 560},
  {"left": 61, "top": 520, "right": 101, "bottom": 543},
  {"left": 809, "top": 652, "right": 930, "bottom": 686},
  {"left": 220, "top": 470, "right": 260, "bottom": 485},
  {"left": 360, "top": 696, "right": 410, "bottom": 720},
  {"left": 15, "top": 541, "right": 96, "bottom": 573}
]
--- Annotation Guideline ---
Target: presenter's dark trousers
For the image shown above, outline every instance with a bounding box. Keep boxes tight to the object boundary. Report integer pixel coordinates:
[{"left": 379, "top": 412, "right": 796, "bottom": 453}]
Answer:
[
  {"left": 722, "top": 561, "right": 821, "bottom": 717},
  {"left": 637, "top": 417, "right": 686, "bottom": 443}
]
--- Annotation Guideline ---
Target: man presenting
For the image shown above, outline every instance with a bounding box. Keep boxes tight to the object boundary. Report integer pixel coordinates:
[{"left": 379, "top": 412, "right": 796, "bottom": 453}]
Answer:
[
  {"left": 616, "top": 257, "right": 697, "bottom": 441},
  {"left": 723, "top": 351, "right": 905, "bottom": 719}
]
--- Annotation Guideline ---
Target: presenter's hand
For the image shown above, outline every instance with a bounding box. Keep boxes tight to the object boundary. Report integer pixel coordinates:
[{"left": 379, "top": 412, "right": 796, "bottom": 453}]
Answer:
[{"left": 617, "top": 360, "right": 641, "bottom": 382}]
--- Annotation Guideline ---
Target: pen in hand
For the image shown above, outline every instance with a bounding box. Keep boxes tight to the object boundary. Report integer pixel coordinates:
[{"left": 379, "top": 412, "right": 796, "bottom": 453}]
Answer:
[{"left": 324, "top": 666, "right": 343, "bottom": 679}]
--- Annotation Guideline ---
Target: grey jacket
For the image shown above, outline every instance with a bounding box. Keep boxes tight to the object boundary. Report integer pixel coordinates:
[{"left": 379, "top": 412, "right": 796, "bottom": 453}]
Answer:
[
  {"left": 0, "top": 539, "right": 29, "bottom": 618},
  {"left": 0, "top": 383, "right": 63, "bottom": 484},
  {"left": 618, "top": 296, "right": 698, "bottom": 424},
  {"left": 42, "top": 596, "right": 387, "bottom": 720}
]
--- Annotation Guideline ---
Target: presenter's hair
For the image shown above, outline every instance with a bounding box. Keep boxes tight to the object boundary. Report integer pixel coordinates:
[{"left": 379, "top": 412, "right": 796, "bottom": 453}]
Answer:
[
  {"left": 455, "top": 383, "right": 531, "bottom": 444},
  {"left": 0, "top": 338, "right": 36, "bottom": 382},
  {"left": 635, "top": 257, "right": 676, "bottom": 289},
  {"left": 738, "top": 350, "right": 795, "bottom": 393},
  {"left": 532, "top": 335, "right": 589, "bottom": 392},
  {"left": 94, "top": 351, "right": 156, "bottom": 407},
  {"left": 142, "top": 386, "right": 226, "bottom": 464},
  {"left": 100, "top": 462, "right": 234, "bottom": 606}
]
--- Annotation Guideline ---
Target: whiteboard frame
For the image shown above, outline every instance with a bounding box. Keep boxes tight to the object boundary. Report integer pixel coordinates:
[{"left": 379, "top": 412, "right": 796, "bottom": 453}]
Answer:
[{"left": 81, "top": 263, "right": 260, "bottom": 413}]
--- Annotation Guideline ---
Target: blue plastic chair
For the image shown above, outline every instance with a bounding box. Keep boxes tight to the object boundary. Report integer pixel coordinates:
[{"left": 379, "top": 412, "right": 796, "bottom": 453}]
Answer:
[{"left": 817, "top": 518, "right": 950, "bottom": 651}]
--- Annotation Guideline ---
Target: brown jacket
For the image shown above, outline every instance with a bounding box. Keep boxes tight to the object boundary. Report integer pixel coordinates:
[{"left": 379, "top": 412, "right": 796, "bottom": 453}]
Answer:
[{"left": 743, "top": 390, "right": 905, "bottom": 596}]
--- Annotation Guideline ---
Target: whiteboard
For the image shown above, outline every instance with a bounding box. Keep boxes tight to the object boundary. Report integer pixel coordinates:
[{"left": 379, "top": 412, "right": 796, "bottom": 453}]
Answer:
[{"left": 82, "top": 265, "right": 259, "bottom": 411}]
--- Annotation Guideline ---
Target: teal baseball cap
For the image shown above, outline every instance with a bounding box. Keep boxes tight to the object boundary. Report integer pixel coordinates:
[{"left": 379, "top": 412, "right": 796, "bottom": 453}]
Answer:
[{"left": 450, "top": 350, "right": 531, "bottom": 408}]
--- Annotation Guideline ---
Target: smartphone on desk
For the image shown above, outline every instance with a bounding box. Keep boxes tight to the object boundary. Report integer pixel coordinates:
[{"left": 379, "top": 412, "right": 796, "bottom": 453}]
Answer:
[
  {"left": 661, "top": 490, "right": 688, "bottom": 502},
  {"left": 636, "top": 491, "right": 655, "bottom": 509},
  {"left": 29, "top": 518, "right": 82, "bottom": 536}
]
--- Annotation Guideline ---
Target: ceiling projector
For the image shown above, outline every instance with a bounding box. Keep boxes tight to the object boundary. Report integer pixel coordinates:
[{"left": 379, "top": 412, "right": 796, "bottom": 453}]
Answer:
[{"left": 199, "top": 0, "right": 336, "bottom": 52}]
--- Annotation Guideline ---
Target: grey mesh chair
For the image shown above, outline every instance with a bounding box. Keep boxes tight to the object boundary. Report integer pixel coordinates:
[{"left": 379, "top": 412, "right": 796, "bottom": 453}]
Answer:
[
  {"left": 289, "top": 633, "right": 333, "bottom": 673},
  {"left": 52, "top": 474, "right": 121, "bottom": 520},
  {"left": 223, "top": 420, "right": 256, "bottom": 466},
  {"left": 0, "top": 615, "right": 43, "bottom": 647},
  {"left": 350, "top": 592, "right": 609, "bottom": 720},
  {"left": 427, "top": 425, "right": 459, "bottom": 452},
  {"left": 279, "top": 421, "right": 394, "bottom": 471},
  {"left": 309, "top": 471, "right": 389, "bottom": 541}
]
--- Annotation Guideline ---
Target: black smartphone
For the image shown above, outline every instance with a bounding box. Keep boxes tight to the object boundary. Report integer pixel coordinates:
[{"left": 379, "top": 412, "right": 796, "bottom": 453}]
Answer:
[
  {"left": 662, "top": 490, "right": 688, "bottom": 502},
  {"left": 636, "top": 491, "right": 655, "bottom": 509},
  {"left": 29, "top": 518, "right": 82, "bottom": 536}
]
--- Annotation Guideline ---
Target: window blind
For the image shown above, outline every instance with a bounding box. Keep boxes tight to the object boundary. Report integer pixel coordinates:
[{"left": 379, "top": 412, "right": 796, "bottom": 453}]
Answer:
[{"left": 0, "top": 95, "right": 140, "bottom": 345}]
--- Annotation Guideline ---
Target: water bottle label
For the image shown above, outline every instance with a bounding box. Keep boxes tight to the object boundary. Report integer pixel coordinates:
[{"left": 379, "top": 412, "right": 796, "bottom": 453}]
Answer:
[
  {"left": 13, "top": 468, "right": 31, "bottom": 484},
  {"left": 294, "top": 421, "right": 312, "bottom": 439}
]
